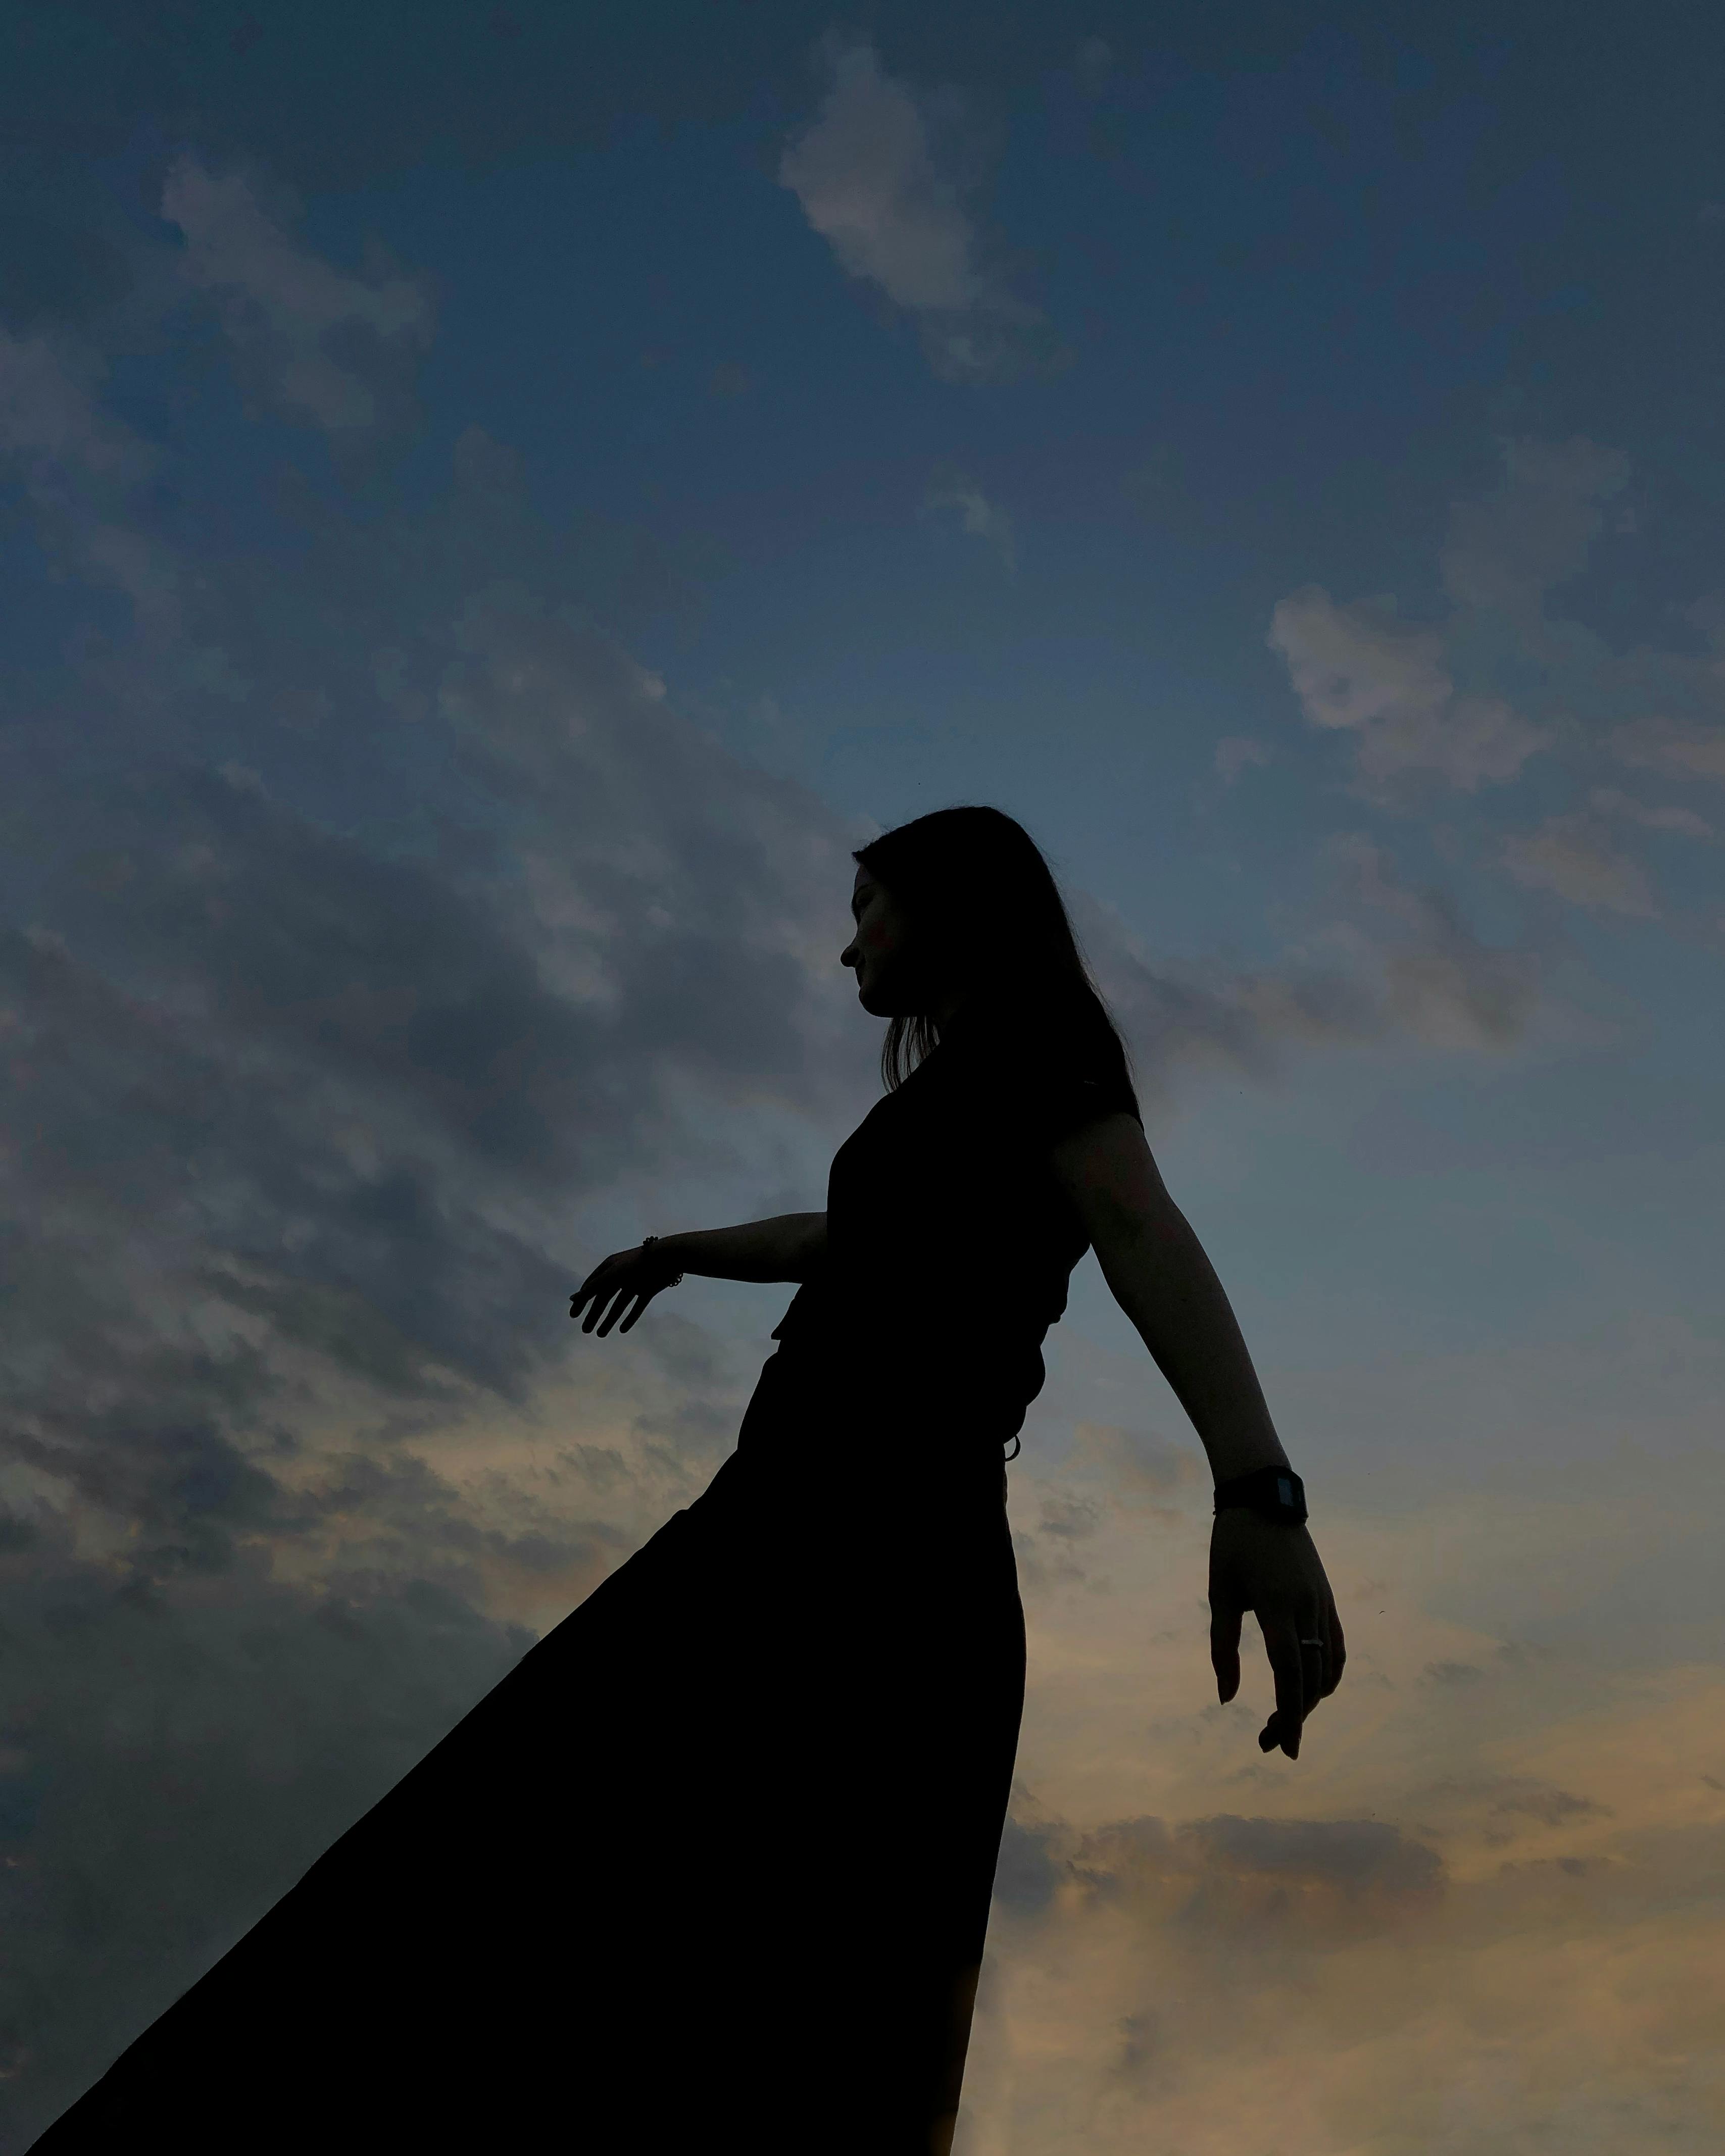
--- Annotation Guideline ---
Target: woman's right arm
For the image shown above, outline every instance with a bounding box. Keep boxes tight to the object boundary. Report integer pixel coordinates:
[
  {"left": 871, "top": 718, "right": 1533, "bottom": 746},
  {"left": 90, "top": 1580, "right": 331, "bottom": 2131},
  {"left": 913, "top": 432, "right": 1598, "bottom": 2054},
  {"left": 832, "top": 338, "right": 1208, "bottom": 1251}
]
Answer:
[
  {"left": 660, "top": 1213, "right": 826, "bottom": 1283},
  {"left": 571, "top": 1213, "right": 827, "bottom": 1339}
]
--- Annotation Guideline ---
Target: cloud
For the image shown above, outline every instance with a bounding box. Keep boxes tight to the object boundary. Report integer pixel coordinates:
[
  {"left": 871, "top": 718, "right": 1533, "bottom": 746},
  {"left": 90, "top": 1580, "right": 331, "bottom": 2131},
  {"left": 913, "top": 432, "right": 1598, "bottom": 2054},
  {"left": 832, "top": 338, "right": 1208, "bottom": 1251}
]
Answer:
[
  {"left": 0, "top": 1519, "right": 529, "bottom": 2117},
  {"left": 0, "top": 365, "right": 1566, "bottom": 2131},
  {"left": 161, "top": 155, "right": 435, "bottom": 434},
  {"left": 956, "top": 1464, "right": 1725, "bottom": 2155},
  {"left": 921, "top": 469, "right": 1016, "bottom": 572},
  {"left": 1074, "top": 834, "right": 1545, "bottom": 1091},
  {"left": 779, "top": 39, "right": 1048, "bottom": 382},
  {"left": 1609, "top": 713, "right": 1725, "bottom": 782},
  {"left": 1441, "top": 436, "right": 1632, "bottom": 615},
  {"left": 1335, "top": 835, "right": 1548, "bottom": 1044},
  {"left": 0, "top": 407, "right": 881, "bottom": 2142},
  {"left": 1588, "top": 786, "right": 1714, "bottom": 838},
  {"left": 1268, "top": 584, "right": 1551, "bottom": 794},
  {"left": 970, "top": 1790, "right": 1725, "bottom": 2152},
  {"left": 1214, "top": 735, "right": 1273, "bottom": 784},
  {"left": 1268, "top": 435, "right": 1725, "bottom": 942},
  {"left": 1073, "top": 1811, "right": 1447, "bottom": 1937},
  {"left": 1501, "top": 810, "right": 1660, "bottom": 916},
  {"left": 0, "top": 328, "right": 178, "bottom": 631},
  {"left": 6, "top": 164, "right": 1702, "bottom": 2151},
  {"left": 0, "top": 328, "right": 152, "bottom": 482}
]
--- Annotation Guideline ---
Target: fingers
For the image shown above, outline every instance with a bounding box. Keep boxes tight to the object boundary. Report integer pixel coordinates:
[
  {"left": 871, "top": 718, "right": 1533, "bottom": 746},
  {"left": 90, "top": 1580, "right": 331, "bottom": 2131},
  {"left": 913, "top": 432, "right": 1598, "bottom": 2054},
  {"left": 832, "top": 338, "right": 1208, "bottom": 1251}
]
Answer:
[
  {"left": 1297, "top": 1598, "right": 1346, "bottom": 1707},
  {"left": 569, "top": 1255, "right": 625, "bottom": 1335},
  {"left": 1325, "top": 1603, "right": 1347, "bottom": 1698},
  {"left": 1260, "top": 1603, "right": 1345, "bottom": 1756},
  {"left": 595, "top": 1286, "right": 637, "bottom": 1337},
  {"left": 1300, "top": 1632, "right": 1327, "bottom": 1720},
  {"left": 1212, "top": 1518, "right": 1348, "bottom": 1760},
  {"left": 569, "top": 1281, "right": 614, "bottom": 1333},
  {"left": 568, "top": 1262, "right": 608, "bottom": 1329},
  {"left": 1209, "top": 1594, "right": 1243, "bottom": 1704},
  {"left": 1262, "top": 1614, "right": 1306, "bottom": 1760},
  {"left": 570, "top": 1264, "right": 661, "bottom": 1337}
]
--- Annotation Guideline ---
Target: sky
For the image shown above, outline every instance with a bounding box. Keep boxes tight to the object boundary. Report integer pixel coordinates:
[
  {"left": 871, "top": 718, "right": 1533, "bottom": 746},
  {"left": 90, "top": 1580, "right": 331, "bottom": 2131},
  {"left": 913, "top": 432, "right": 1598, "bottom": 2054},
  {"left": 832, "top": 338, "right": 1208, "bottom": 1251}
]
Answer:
[{"left": 3, "top": 1, "right": 1723, "bottom": 2145}]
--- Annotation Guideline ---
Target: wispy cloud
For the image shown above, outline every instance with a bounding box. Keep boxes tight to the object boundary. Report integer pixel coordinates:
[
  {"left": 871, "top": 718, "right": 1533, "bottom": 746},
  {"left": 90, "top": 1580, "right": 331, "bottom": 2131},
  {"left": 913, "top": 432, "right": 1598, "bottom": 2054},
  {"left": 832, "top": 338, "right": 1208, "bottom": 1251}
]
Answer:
[
  {"left": 1269, "top": 434, "right": 1725, "bottom": 938},
  {"left": 0, "top": 218, "right": 879, "bottom": 2132},
  {"left": 1268, "top": 584, "right": 1550, "bottom": 795},
  {"left": 921, "top": 468, "right": 1016, "bottom": 573},
  {"left": 956, "top": 1427, "right": 1725, "bottom": 2155},
  {"left": 3, "top": 230, "right": 1588, "bottom": 2128},
  {"left": 1609, "top": 713, "right": 1725, "bottom": 782},
  {"left": 1440, "top": 435, "right": 1632, "bottom": 615},
  {"left": 779, "top": 38, "right": 1050, "bottom": 382},
  {"left": 1214, "top": 735, "right": 1274, "bottom": 784},
  {"left": 1502, "top": 810, "right": 1661, "bottom": 916},
  {"left": 1073, "top": 831, "right": 1546, "bottom": 1091},
  {"left": 0, "top": 328, "right": 178, "bottom": 632},
  {"left": 161, "top": 155, "right": 435, "bottom": 434},
  {"left": 7, "top": 137, "right": 1711, "bottom": 2154}
]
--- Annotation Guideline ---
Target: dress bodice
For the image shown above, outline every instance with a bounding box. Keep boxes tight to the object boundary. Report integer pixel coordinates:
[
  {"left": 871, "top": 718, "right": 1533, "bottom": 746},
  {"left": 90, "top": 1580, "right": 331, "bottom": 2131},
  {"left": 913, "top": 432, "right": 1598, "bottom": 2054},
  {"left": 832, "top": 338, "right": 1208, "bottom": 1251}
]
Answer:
[{"left": 763, "top": 995, "right": 1142, "bottom": 1449}]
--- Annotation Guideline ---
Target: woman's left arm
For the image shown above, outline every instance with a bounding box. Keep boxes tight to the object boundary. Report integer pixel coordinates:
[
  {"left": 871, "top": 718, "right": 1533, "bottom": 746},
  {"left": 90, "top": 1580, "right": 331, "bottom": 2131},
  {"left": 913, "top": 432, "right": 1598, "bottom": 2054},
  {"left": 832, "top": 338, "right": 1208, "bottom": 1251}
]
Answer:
[{"left": 1050, "top": 1112, "right": 1346, "bottom": 1759}]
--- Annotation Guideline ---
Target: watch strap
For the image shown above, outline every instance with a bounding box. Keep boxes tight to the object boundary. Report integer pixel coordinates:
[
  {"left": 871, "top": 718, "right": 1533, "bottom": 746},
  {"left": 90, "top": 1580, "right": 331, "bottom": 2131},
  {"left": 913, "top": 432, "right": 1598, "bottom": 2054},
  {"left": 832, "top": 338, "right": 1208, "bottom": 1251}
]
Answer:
[{"left": 1213, "top": 1463, "right": 1307, "bottom": 1525}]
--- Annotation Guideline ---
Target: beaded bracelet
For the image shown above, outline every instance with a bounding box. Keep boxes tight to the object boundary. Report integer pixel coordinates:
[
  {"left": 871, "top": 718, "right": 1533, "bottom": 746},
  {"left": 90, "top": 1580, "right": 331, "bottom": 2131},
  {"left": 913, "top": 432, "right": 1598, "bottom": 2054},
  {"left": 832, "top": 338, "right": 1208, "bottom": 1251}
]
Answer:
[{"left": 640, "top": 1234, "right": 685, "bottom": 1286}]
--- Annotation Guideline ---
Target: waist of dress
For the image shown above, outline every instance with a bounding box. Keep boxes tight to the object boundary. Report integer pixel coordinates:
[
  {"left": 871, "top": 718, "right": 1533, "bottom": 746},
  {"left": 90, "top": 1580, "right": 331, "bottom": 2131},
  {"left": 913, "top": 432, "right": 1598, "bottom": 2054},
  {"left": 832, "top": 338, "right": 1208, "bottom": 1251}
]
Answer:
[{"left": 734, "top": 1345, "right": 1021, "bottom": 1486}]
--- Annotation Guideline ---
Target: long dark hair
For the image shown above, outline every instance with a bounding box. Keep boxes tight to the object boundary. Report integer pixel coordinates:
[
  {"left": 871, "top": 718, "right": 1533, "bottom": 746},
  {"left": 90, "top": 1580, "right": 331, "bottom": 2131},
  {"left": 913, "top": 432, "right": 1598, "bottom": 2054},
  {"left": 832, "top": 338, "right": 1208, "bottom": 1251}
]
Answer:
[{"left": 854, "top": 805, "right": 1141, "bottom": 1111}]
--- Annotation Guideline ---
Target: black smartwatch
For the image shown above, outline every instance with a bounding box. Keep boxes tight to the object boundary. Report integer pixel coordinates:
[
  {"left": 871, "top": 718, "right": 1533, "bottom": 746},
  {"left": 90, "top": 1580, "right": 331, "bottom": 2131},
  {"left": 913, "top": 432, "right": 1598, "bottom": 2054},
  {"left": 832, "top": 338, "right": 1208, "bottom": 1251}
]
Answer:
[{"left": 1213, "top": 1464, "right": 1307, "bottom": 1526}]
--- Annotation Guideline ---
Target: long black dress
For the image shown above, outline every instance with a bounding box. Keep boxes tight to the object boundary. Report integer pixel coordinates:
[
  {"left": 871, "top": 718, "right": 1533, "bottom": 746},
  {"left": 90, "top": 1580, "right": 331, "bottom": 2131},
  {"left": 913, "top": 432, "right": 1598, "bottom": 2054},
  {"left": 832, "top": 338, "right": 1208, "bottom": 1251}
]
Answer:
[{"left": 32, "top": 998, "right": 1140, "bottom": 2153}]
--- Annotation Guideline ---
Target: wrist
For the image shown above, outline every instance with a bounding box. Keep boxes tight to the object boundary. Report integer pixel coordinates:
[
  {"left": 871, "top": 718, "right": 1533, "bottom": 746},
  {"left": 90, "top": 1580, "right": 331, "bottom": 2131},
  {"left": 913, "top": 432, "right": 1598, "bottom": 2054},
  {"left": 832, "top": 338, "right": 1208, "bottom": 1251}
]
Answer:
[
  {"left": 1213, "top": 1462, "right": 1307, "bottom": 1526},
  {"left": 642, "top": 1234, "right": 686, "bottom": 1283}
]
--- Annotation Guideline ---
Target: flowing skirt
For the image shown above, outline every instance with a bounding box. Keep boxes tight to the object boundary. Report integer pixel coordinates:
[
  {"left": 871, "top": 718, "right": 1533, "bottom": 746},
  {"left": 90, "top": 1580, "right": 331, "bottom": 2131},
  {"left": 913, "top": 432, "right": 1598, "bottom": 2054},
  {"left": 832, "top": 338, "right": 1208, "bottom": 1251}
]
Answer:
[{"left": 32, "top": 1352, "right": 1027, "bottom": 2152}]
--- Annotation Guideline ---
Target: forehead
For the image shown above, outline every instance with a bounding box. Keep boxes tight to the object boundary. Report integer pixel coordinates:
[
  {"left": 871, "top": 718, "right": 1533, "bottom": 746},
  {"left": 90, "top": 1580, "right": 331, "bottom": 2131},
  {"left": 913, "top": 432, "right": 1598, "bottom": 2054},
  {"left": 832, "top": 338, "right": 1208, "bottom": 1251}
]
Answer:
[{"left": 851, "top": 867, "right": 877, "bottom": 898}]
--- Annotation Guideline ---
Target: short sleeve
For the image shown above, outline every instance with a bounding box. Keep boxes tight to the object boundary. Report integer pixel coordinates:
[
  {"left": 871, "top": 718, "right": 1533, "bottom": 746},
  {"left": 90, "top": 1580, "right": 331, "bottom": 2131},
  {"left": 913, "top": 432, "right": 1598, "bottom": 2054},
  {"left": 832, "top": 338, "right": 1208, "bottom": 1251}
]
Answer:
[
  {"left": 1034, "top": 1064, "right": 1142, "bottom": 1148},
  {"left": 1010, "top": 1021, "right": 1142, "bottom": 1149}
]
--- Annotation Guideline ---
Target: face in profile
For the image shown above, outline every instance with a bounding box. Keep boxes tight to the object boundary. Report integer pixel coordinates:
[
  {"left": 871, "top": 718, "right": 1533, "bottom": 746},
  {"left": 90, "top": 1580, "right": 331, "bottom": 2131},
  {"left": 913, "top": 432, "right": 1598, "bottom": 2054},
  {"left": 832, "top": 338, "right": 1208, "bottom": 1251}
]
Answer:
[{"left": 841, "top": 869, "right": 930, "bottom": 1018}]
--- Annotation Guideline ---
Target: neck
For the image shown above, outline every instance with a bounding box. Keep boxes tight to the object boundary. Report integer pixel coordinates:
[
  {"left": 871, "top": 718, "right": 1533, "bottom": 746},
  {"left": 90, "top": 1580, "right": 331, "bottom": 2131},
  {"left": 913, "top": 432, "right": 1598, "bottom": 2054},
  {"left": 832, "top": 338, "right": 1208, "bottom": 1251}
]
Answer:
[{"left": 934, "top": 985, "right": 995, "bottom": 1037}]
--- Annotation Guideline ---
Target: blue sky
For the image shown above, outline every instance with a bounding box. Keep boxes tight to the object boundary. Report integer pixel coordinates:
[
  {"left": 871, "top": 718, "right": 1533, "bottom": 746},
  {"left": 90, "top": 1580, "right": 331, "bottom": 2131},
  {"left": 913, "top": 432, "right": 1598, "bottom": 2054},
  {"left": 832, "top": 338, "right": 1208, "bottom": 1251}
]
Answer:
[{"left": 4, "top": 5, "right": 1724, "bottom": 2147}]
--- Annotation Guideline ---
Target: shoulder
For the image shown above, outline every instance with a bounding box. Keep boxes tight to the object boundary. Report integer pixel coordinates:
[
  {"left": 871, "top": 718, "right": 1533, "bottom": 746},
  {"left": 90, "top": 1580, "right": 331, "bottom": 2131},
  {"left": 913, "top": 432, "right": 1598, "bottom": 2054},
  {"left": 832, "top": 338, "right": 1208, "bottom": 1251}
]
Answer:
[{"left": 943, "top": 997, "right": 1139, "bottom": 1124}]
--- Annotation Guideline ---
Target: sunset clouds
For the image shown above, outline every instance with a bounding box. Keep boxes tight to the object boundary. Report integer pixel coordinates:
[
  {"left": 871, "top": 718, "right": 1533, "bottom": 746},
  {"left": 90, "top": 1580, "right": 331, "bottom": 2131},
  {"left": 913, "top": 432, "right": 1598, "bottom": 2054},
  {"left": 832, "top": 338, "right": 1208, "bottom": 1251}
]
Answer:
[{"left": 960, "top": 1460, "right": 1725, "bottom": 2153}]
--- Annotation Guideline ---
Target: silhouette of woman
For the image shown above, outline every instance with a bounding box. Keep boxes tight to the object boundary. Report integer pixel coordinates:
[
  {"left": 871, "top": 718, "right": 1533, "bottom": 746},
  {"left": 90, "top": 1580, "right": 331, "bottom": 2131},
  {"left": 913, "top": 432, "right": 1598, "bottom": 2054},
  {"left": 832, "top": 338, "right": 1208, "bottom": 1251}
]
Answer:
[{"left": 32, "top": 807, "right": 1344, "bottom": 2154}]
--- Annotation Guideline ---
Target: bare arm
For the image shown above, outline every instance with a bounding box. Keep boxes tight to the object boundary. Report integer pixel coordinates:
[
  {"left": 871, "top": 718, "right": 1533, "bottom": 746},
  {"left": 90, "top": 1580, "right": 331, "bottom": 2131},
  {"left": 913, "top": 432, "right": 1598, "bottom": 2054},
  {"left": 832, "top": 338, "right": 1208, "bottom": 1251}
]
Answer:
[
  {"left": 660, "top": 1213, "right": 826, "bottom": 1284},
  {"left": 1049, "top": 1114, "right": 1286, "bottom": 1483},
  {"left": 571, "top": 1213, "right": 825, "bottom": 1338},
  {"left": 1050, "top": 1112, "right": 1345, "bottom": 1761}
]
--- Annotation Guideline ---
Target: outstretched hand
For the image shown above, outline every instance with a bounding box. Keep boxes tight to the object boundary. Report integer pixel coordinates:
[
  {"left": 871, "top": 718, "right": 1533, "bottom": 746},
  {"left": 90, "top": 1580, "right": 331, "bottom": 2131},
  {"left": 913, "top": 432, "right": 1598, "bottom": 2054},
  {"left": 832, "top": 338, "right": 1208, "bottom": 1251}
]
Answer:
[
  {"left": 1209, "top": 1511, "right": 1346, "bottom": 1760},
  {"left": 569, "top": 1245, "right": 679, "bottom": 1337}
]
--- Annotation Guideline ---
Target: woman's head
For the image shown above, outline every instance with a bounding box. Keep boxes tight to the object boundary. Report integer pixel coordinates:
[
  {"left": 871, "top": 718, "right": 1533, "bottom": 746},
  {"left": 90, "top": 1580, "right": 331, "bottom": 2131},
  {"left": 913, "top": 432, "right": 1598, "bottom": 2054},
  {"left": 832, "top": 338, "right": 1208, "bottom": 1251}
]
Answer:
[{"left": 842, "top": 804, "right": 1139, "bottom": 1096}]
